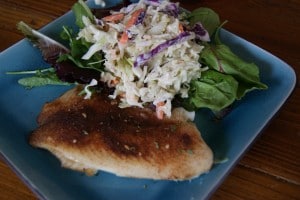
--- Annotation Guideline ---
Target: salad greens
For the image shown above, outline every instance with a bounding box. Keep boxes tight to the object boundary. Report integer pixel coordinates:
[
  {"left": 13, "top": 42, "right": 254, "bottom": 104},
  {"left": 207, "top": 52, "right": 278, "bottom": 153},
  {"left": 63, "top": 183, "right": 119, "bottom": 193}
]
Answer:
[
  {"left": 58, "top": 26, "right": 104, "bottom": 72},
  {"left": 200, "top": 43, "right": 268, "bottom": 100},
  {"left": 181, "top": 8, "right": 267, "bottom": 111},
  {"left": 72, "top": 0, "right": 95, "bottom": 28},
  {"left": 8, "top": 0, "right": 267, "bottom": 115},
  {"left": 187, "top": 7, "right": 220, "bottom": 36},
  {"left": 183, "top": 69, "right": 238, "bottom": 111},
  {"left": 7, "top": 68, "right": 70, "bottom": 89}
]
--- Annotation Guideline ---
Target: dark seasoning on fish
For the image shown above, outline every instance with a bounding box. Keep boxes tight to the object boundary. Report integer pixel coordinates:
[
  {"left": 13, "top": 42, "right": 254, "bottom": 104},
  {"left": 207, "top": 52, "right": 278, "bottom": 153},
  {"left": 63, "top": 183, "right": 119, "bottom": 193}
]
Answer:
[{"left": 30, "top": 86, "right": 213, "bottom": 180}]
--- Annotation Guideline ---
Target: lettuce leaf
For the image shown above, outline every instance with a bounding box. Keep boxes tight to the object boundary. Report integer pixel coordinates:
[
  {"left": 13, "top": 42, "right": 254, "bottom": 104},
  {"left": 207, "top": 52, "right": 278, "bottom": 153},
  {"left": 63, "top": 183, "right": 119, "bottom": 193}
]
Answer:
[
  {"left": 183, "top": 70, "right": 238, "bottom": 111},
  {"left": 186, "top": 7, "right": 267, "bottom": 114},
  {"left": 200, "top": 44, "right": 268, "bottom": 99},
  {"left": 187, "top": 7, "right": 220, "bottom": 36}
]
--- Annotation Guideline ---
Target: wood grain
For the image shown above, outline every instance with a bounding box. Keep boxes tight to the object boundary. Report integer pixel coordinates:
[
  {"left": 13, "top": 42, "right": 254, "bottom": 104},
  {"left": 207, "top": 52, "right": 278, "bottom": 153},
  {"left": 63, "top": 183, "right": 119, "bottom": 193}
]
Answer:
[
  {"left": 0, "top": 0, "right": 300, "bottom": 199},
  {"left": 0, "top": 157, "right": 37, "bottom": 200}
]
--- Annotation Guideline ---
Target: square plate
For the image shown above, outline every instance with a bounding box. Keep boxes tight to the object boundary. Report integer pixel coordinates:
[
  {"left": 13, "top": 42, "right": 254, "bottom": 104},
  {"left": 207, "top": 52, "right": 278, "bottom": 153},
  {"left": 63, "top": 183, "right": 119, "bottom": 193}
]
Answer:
[{"left": 0, "top": 1, "right": 296, "bottom": 199}]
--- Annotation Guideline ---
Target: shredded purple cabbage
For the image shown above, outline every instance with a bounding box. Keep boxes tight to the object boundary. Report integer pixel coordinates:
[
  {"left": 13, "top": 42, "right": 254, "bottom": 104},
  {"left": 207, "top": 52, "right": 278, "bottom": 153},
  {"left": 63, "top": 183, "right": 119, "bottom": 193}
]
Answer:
[
  {"left": 190, "top": 23, "right": 210, "bottom": 42},
  {"left": 144, "top": 0, "right": 160, "bottom": 7},
  {"left": 134, "top": 32, "right": 192, "bottom": 67},
  {"left": 120, "top": 12, "right": 146, "bottom": 42},
  {"left": 135, "top": 11, "right": 146, "bottom": 25},
  {"left": 164, "top": 3, "right": 180, "bottom": 17},
  {"left": 126, "top": 30, "right": 133, "bottom": 39},
  {"left": 145, "top": 0, "right": 180, "bottom": 17},
  {"left": 95, "top": 18, "right": 104, "bottom": 26}
]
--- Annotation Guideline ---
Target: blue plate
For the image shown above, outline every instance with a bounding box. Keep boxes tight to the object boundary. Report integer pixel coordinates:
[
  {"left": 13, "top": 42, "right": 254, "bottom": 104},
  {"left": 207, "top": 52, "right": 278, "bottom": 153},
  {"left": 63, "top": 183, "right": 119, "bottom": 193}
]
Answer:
[{"left": 0, "top": 1, "right": 296, "bottom": 199}]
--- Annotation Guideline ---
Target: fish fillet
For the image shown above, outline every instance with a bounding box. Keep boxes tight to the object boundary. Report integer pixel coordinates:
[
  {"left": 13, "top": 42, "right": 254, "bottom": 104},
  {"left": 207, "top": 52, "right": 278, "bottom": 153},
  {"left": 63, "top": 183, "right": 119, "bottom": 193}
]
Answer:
[{"left": 29, "top": 86, "right": 213, "bottom": 180}]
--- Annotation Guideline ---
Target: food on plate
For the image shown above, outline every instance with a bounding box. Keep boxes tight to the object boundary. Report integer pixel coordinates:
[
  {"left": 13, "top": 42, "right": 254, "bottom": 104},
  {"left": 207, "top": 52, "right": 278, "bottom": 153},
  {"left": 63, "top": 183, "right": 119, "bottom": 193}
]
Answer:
[
  {"left": 8, "top": 0, "right": 267, "bottom": 180},
  {"left": 11, "top": 0, "right": 267, "bottom": 114},
  {"left": 29, "top": 85, "right": 213, "bottom": 180}
]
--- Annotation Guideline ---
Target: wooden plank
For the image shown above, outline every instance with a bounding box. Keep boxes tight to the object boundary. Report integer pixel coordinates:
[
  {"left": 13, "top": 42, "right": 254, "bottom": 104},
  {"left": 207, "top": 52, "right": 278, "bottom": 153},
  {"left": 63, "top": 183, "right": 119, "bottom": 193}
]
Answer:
[
  {"left": 212, "top": 165, "right": 300, "bottom": 200},
  {"left": 240, "top": 125, "right": 300, "bottom": 183},
  {"left": 1, "top": 0, "right": 75, "bottom": 18},
  {"left": 0, "top": 159, "right": 37, "bottom": 200},
  {"left": 0, "top": 2, "right": 53, "bottom": 51}
]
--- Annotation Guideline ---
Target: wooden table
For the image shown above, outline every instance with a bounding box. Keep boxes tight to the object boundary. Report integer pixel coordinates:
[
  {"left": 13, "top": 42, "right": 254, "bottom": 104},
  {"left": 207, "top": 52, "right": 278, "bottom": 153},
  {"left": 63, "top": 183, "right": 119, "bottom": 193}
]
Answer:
[{"left": 0, "top": 0, "right": 299, "bottom": 199}]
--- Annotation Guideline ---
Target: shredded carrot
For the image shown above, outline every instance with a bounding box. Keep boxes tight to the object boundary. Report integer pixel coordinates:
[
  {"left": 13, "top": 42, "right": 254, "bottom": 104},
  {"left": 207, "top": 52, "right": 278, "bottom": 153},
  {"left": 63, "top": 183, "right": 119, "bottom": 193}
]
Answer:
[
  {"left": 120, "top": 8, "right": 145, "bottom": 44},
  {"left": 102, "top": 13, "right": 125, "bottom": 22},
  {"left": 156, "top": 102, "right": 165, "bottom": 120},
  {"left": 156, "top": 110, "right": 164, "bottom": 120},
  {"left": 119, "top": 32, "right": 129, "bottom": 44},
  {"left": 126, "top": 9, "right": 144, "bottom": 28},
  {"left": 110, "top": 77, "right": 120, "bottom": 86},
  {"left": 179, "top": 23, "right": 184, "bottom": 33}
]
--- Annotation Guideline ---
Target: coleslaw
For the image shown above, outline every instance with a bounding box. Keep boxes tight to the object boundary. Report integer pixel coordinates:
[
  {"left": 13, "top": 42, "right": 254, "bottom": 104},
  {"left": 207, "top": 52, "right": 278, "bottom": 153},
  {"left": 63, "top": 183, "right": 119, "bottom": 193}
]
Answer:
[{"left": 78, "top": 0, "right": 208, "bottom": 118}]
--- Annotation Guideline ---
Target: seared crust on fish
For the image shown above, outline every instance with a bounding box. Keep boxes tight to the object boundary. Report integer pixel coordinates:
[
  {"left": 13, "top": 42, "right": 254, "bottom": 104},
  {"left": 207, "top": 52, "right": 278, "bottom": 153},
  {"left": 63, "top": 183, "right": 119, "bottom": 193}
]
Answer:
[{"left": 29, "top": 86, "right": 213, "bottom": 180}]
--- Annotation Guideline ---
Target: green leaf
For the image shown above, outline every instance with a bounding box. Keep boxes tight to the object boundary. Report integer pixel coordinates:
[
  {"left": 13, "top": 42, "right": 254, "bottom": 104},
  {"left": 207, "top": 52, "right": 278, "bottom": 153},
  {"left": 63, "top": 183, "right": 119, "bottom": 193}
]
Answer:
[
  {"left": 6, "top": 68, "right": 52, "bottom": 75},
  {"left": 213, "top": 21, "right": 228, "bottom": 45},
  {"left": 18, "top": 76, "right": 70, "bottom": 89},
  {"left": 60, "top": 26, "right": 91, "bottom": 58},
  {"left": 17, "top": 21, "right": 38, "bottom": 44},
  {"left": 200, "top": 44, "right": 267, "bottom": 99},
  {"left": 72, "top": 0, "right": 95, "bottom": 28},
  {"left": 183, "top": 70, "right": 238, "bottom": 111},
  {"left": 58, "top": 26, "right": 104, "bottom": 73},
  {"left": 58, "top": 53, "right": 104, "bottom": 72},
  {"left": 60, "top": 26, "right": 73, "bottom": 42},
  {"left": 70, "top": 38, "right": 91, "bottom": 58},
  {"left": 11, "top": 68, "right": 71, "bottom": 89},
  {"left": 187, "top": 7, "right": 220, "bottom": 36}
]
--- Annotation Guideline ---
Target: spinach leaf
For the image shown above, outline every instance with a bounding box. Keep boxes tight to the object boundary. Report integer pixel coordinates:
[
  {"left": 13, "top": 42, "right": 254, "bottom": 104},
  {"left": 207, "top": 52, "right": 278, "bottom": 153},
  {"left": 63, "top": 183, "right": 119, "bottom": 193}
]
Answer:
[
  {"left": 187, "top": 7, "right": 220, "bottom": 36},
  {"left": 183, "top": 70, "right": 238, "bottom": 111},
  {"left": 200, "top": 44, "right": 268, "bottom": 99}
]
